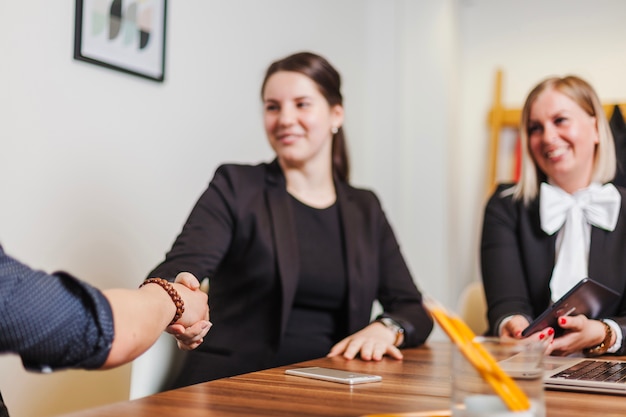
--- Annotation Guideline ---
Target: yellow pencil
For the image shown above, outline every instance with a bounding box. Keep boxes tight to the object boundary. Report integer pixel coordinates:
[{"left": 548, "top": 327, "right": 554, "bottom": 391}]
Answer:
[
  {"left": 423, "top": 297, "right": 530, "bottom": 412},
  {"left": 430, "top": 307, "right": 527, "bottom": 410},
  {"left": 451, "top": 316, "right": 529, "bottom": 409}
]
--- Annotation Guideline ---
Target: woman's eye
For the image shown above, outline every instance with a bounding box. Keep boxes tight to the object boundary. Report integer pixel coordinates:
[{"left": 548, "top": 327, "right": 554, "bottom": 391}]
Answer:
[
  {"left": 296, "top": 101, "right": 310, "bottom": 108},
  {"left": 265, "top": 103, "right": 278, "bottom": 111},
  {"left": 528, "top": 124, "right": 542, "bottom": 135},
  {"left": 554, "top": 117, "right": 566, "bottom": 124}
]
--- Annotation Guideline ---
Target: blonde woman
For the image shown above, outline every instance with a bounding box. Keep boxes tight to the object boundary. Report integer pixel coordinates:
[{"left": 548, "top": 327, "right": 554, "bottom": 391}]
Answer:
[{"left": 481, "top": 75, "right": 626, "bottom": 357}]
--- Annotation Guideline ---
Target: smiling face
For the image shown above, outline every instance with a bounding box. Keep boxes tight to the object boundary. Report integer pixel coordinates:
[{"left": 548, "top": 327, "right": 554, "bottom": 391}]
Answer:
[
  {"left": 262, "top": 71, "right": 343, "bottom": 172},
  {"left": 527, "top": 88, "right": 599, "bottom": 193}
]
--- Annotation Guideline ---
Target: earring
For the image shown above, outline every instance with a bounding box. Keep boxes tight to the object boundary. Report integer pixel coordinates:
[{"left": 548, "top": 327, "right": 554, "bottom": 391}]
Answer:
[{"left": 331, "top": 126, "right": 339, "bottom": 134}]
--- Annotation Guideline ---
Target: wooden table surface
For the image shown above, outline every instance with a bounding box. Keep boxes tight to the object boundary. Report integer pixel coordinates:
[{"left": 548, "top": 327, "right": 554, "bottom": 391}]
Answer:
[{"left": 59, "top": 341, "right": 626, "bottom": 417}]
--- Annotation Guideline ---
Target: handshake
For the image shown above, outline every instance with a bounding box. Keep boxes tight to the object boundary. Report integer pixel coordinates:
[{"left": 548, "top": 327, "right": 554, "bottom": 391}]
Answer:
[{"left": 143, "top": 272, "right": 212, "bottom": 351}]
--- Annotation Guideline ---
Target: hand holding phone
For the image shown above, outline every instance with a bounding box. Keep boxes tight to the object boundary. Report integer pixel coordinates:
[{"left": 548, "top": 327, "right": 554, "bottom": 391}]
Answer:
[{"left": 522, "top": 278, "right": 620, "bottom": 337}]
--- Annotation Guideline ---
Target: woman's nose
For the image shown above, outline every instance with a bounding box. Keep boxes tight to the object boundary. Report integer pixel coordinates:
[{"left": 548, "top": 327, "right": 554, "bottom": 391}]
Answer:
[
  {"left": 278, "top": 106, "right": 295, "bottom": 125},
  {"left": 542, "top": 124, "right": 557, "bottom": 143}
]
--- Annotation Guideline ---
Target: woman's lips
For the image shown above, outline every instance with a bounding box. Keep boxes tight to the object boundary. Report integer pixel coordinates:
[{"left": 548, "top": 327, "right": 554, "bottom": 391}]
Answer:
[{"left": 545, "top": 146, "right": 568, "bottom": 159}]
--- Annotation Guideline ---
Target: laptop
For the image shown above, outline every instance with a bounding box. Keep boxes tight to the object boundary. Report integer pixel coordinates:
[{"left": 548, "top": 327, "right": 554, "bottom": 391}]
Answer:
[{"left": 543, "top": 356, "right": 626, "bottom": 395}]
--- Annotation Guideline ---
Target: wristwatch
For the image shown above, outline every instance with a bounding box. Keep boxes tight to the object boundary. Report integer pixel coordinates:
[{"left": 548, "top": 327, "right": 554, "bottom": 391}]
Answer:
[
  {"left": 377, "top": 317, "right": 405, "bottom": 347},
  {"left": 583, "top": 321, "right": 613, "bottom": 357}
]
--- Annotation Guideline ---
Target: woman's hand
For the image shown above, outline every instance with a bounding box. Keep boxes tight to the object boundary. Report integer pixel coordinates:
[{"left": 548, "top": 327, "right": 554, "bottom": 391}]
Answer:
[
  {"left": 166, "top": 272, "right": 212, "bottom": 351},
  {"left": 500, "top": 314, "right": 555, "bottom": 348},
  {"left": 167, "top": 320, "right": 212, "bottom": 351},
  {"left": 327, "top": 322, "right": 403, "bottom": 361},
  {"left": 547, "top": 316, "right": 611, "bottom": 356},
  {"left": 499, "top": 315, "right": 531, "bottom": 338}
]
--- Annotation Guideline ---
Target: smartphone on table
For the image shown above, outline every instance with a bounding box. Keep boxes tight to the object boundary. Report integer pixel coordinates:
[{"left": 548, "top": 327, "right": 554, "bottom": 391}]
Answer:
[{"left": 284, "top": 367, "right": 382, "bottom": 385}]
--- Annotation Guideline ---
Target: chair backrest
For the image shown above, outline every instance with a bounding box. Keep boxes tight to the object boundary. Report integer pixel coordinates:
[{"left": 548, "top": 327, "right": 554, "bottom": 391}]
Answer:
[
  {"left": 130, "top": 277, "right": 209, "bottom": 399},
  {"left": 129, "top": 333, "right": 185, "bottom": 399},
  {"left": 457, "top": 281, "right": 489, "bottom": 335}
]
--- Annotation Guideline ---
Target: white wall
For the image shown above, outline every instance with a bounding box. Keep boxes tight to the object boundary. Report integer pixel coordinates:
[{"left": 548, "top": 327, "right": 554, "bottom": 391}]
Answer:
[{"left": 0, "top": 1, "right": 456, "bottom": 416}]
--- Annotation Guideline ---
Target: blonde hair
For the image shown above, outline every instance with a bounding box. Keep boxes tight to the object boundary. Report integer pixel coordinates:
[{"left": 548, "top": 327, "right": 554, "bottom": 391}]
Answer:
[{"left": 512, "top": 75, "right": 616, "bottom": 204}]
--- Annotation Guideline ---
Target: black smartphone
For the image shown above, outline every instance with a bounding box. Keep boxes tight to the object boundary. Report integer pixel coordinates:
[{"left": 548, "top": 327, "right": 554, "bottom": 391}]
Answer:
[{"left": 521, "top": 277, "right": 620, "bottom": 337}]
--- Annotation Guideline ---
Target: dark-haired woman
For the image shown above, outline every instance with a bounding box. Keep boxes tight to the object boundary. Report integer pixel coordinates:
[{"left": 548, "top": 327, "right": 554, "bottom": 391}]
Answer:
[{"left": 149, "top": 51, "right": 433, "bottom": 388}]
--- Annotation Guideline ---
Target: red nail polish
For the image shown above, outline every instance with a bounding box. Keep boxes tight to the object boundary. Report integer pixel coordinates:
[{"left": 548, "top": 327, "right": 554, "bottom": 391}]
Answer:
[
  {"left": 548, "top": 328, "right": 555, "bottom": 336},
  {"left": 515, "top": 330, "right": 522, "bottom": 337},
  {"left": 539, "top": 333, "right": 545, "bottom": 340},
  {"left": 560, "top": 317, "right": 567, "bottom": 325}
]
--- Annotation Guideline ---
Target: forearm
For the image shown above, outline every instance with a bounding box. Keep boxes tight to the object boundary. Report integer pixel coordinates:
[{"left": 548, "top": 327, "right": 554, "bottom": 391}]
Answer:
[
  {"left": 149, "top": 171, "right": 237, "bottom": 282},
  {"left": 102, "top": 274, "right": 209, "bottom": 368},
  {"left": 101, "top": 285, "right": 177, "bottom": 369}
]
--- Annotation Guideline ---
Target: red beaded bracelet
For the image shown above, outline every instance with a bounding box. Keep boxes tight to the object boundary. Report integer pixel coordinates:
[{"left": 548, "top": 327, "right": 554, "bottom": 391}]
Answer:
[{"left": 139, "top": 278, "right": 185, "bottom": 325}]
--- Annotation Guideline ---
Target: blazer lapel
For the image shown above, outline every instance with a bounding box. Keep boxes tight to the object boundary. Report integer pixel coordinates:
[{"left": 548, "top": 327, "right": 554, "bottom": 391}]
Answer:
[
  {"left": 588, "top": 186, "right": 625, "bottom": 286},
  {"left": 587, "top": 221, "right": 623, "bottom": 290},
  {"left": 526, "top": 196, "right": 557, "bottom": 308},
  {"left": 335, "top": 182, "right": 362, "bottom": 332},
  {"left": 265, "top": 162, "right": 300, "bottom": 337}
]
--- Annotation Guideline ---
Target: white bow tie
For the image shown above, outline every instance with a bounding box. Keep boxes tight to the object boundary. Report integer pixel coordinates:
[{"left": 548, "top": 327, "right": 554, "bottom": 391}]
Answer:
[
  {"left": 539, "top": 182, "right": 621, "bottom": 300},
  {"left": 540, "top": 182, "right": 621, "bottom": 235}
]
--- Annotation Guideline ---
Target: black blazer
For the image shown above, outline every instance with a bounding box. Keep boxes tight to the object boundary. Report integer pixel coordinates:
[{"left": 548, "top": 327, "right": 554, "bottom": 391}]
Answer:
[
  {"left": 481, "top": 183, "right": 626, "bottom": 354},
  {"left": 149, "top": 161, "right": 433, "bottom": 386}
]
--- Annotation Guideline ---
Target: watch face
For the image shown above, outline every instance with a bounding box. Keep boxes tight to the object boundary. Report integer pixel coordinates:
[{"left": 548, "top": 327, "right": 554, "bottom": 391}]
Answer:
[
  {"left": 378, "top": 318, "right": 404, "bottom": 347},
  {"left": 380, "top": 318, "right": 402, "bottom": 333}
]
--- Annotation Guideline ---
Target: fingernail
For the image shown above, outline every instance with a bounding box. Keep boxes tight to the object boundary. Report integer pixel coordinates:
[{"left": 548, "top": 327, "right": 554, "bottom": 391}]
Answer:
[
  {"left": 548, "top": 328, "right": 554, "bottom": 336},
  {"left": 539, "top": 333, "right": 545, "bottom": 340},
  {"left": 560, "top": 318, "right": 567, "bottom": 325},
  {"left": 515, "top": 330, "right": 522, "bottom": 337}
]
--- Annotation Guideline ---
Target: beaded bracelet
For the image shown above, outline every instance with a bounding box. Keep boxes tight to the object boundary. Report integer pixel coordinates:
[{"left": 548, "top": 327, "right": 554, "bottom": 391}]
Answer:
[{"left": 139, "top": 278, "right": 185, "bottom": 325}]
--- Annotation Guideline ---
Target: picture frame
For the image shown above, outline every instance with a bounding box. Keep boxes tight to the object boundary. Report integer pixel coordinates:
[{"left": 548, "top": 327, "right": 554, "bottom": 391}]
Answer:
[{"left": 74, "top": 0, "right": 167, "bottom": 82}]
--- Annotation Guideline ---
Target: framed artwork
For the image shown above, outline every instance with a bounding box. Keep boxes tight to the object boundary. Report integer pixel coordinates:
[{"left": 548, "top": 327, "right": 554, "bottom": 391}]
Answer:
[{"left": 74, "top": 0, "right": 167, "bottom": 82}]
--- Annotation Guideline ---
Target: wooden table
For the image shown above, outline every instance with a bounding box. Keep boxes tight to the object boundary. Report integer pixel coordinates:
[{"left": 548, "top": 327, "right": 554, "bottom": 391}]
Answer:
[{"left": 59, "top": 342, "right": 626, "bottom": 417}]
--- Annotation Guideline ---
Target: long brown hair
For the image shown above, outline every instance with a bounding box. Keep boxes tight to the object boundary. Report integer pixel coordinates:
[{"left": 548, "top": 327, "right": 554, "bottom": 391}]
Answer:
[{"left": 261, "top": 52, "right": 350, "bottom": 182}]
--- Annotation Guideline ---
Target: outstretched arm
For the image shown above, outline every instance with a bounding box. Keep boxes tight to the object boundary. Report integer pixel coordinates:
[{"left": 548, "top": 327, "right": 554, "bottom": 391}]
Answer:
[
  {"left": 1, "top": 246, "right": 210, "bottom": 371},
  {"left": 101, "top": 272, "right": 210, "bottom": 369}
]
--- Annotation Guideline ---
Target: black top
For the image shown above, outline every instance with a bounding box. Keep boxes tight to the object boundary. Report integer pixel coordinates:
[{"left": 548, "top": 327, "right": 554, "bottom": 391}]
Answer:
[{"left": 272, "top": 196, "right": 347, "bottom": 366}]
